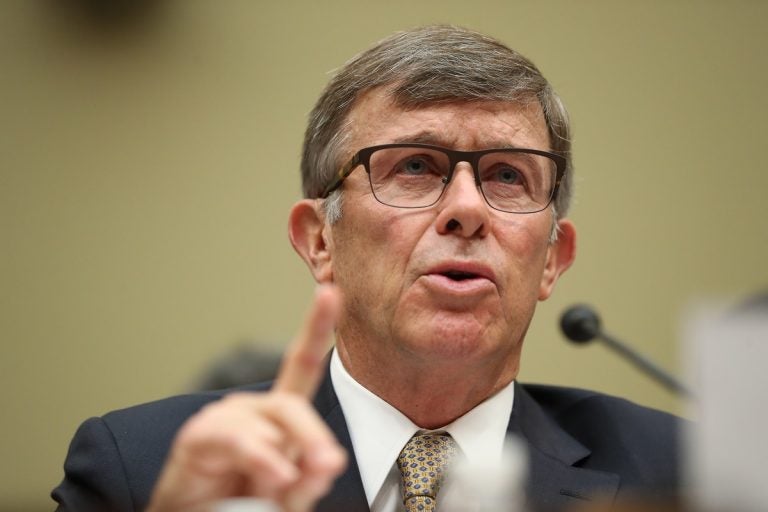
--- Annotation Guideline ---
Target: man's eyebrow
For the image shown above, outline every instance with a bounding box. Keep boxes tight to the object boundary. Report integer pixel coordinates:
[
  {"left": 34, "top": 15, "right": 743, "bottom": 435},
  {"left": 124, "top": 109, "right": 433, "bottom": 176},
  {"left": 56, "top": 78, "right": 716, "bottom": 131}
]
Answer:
[{"left": 390, "top": 132, "right": 445, "bottom": 145}]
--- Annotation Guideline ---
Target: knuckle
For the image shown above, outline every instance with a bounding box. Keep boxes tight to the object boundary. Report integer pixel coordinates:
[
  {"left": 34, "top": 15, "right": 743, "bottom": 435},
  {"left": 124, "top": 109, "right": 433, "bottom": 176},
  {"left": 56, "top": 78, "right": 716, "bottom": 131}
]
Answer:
[
  {"left": 174, "top": 394, "right": 267, "bottom": 447},
  {"left": 267, "top": 390, "right": 304, "bottom": 411},
  {"left": 307, "top": 444, "right": 347, "bottom": 475},
  {"left": 329, "top": 446, "right": 348, "bottom": 473},
  {"left": 174, "top": 413, "right": 213, "bottom": 446}
]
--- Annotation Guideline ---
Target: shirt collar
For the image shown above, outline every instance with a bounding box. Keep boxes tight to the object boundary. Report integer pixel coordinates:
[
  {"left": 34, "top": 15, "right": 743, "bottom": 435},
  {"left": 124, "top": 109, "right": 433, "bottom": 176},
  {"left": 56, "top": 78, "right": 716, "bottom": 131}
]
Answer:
[{"left": 329, "top": 347, "right": 515, "bottom": 506}]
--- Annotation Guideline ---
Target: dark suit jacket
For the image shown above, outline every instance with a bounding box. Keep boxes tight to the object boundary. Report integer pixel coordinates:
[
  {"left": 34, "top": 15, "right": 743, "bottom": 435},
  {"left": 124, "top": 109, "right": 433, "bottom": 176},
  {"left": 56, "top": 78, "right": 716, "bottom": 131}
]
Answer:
[{"left": 52, "top": 375, "right": 681, "bottom": 511}]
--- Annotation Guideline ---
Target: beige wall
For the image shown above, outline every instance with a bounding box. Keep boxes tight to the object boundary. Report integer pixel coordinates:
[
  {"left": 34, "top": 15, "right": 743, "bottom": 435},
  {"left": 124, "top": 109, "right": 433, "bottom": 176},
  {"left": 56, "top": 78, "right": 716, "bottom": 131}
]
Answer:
[{"left": 2, "top": 1, "right": 766, "bottom": 509}]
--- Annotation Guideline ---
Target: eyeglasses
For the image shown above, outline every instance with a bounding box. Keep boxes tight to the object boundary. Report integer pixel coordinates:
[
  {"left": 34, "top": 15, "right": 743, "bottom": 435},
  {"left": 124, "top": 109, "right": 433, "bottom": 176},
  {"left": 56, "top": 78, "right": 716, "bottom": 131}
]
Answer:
[{"left": 320, "top": 143, "right": 565, "bottom": 214}]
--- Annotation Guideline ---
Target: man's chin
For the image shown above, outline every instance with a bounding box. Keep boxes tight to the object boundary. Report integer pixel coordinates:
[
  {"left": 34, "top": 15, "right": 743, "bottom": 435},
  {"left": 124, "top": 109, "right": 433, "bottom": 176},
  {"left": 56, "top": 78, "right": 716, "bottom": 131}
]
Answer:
[{"left": 398, "top": 314, "right": 505, "bottom": 360}]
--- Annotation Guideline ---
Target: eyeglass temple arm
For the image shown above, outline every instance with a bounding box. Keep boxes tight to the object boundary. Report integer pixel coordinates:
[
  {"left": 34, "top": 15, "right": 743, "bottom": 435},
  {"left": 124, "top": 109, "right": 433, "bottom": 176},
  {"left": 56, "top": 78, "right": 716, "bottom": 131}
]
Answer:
[{"left": 320, "top": 154, "right": 361, "bottom": 198}]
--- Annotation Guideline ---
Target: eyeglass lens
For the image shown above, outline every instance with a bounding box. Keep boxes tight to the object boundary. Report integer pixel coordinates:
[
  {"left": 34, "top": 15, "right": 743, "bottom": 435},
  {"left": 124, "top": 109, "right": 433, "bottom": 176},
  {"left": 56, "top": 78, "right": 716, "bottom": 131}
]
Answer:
[{"left": 366, "top": 146, "right": 557, "bottom": 213}]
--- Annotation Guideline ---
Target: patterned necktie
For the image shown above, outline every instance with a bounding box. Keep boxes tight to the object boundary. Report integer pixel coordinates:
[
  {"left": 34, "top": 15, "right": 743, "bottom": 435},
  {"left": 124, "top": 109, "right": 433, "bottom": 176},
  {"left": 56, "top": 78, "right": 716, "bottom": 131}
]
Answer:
[{"left": 397, "top": 432, "right": 458, "bottom": 512}]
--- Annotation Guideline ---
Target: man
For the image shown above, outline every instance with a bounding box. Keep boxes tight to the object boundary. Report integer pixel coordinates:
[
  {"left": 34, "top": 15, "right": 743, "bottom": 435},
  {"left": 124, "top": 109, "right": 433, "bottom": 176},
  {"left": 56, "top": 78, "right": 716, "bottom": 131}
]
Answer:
[{"left": 53, "top": 26, "right": 680, "bottom": 512}]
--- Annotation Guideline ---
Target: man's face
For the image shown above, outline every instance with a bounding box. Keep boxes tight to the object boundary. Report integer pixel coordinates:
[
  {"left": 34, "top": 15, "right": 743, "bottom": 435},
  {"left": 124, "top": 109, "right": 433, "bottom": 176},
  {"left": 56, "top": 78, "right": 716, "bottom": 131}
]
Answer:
[{"left": 323, "top": 88, "right": 573, "bottom": 379}]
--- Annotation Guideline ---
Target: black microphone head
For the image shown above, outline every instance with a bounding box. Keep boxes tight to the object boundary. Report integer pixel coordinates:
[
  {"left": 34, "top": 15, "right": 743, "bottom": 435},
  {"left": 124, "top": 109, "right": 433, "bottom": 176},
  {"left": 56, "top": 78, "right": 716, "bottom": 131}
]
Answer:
[{"left": 560, "top": 304, "right": 601, "bottom": 344}]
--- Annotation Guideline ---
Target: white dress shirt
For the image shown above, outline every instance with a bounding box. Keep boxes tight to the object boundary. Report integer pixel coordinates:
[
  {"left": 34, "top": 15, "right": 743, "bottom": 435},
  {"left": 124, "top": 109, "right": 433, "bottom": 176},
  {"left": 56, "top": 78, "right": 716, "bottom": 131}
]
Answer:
[{"left": 329, "top": 348, "right": 516, "bottom": 511}]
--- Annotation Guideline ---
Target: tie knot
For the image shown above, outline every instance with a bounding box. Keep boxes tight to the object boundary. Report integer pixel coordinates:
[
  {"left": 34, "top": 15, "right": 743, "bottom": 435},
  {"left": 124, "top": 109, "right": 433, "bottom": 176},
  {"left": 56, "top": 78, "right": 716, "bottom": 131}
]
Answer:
[{"left": 398, "top": 433, "right": 458, "bottom": 511}]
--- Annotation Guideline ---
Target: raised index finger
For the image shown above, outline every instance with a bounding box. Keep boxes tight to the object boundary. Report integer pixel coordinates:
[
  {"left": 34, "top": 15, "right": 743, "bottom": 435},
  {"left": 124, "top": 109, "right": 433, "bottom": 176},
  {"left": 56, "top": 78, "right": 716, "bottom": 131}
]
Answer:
[{"left": 274, "top": 284, "right": 341, "bottom": 397}]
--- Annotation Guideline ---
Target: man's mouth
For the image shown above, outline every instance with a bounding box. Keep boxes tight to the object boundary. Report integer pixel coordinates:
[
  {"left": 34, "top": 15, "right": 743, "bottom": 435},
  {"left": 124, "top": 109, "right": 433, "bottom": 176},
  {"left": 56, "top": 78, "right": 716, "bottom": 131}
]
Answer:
[
  {"left": 423, "top": 262, "right": 497, "bottom": 292},
  {"left": 441, "top": 270, "right": 481, "bottom": 281},
  {"left": 420, "top": 264, "right": 497, "bottom": 297}
]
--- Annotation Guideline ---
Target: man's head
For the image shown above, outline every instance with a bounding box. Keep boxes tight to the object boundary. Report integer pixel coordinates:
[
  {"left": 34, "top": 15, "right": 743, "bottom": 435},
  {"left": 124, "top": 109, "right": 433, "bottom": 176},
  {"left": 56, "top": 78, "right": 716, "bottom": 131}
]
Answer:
[
  {"left": 300, "top": 25, "right": 573, "bottom": 224},
  {"left": 289, "top": 26, "right": 576, "bottom": 411}
]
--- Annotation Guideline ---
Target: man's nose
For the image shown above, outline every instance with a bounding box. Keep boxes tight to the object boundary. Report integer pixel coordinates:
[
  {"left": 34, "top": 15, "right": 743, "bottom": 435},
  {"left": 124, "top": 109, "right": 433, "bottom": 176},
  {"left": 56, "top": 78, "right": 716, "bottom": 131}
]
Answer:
[{"left": 435, "top": 163, "right": 491, "bottom": 238}]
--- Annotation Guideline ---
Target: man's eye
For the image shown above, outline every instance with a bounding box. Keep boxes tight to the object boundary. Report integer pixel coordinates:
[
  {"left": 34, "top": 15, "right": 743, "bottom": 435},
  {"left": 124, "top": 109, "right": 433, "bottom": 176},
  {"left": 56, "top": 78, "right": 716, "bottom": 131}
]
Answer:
[
  {"left": 496, "top": 167, "right": 522, "bottom": 185},
  {"left": 398, "top": 157, "right": 430, "bottom": 175}
]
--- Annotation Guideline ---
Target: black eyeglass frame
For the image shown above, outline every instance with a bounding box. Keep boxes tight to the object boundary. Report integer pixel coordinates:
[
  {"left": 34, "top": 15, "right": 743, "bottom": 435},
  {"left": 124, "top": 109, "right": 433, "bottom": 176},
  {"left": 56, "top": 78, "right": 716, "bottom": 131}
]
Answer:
[{"left": 320, "top": 143, "right": 566, "bottom": 214}]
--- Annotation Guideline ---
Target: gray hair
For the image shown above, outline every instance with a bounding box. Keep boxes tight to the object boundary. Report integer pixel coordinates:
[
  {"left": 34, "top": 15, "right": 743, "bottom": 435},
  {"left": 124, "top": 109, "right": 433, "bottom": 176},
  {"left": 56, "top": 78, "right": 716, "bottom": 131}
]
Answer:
[{"left": 300, "top": 25, "right": 573, "bottom": 232}]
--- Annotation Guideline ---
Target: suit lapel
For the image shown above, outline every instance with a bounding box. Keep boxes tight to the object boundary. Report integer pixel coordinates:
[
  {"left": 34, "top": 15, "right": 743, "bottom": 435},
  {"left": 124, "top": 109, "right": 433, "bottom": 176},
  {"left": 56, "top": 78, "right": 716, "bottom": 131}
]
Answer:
[
  {"left": 511, "top": 382, "right": 620, "bottom": 510},
  {"left": 308, "top": 366, "right": 620, "bottom": 512},
  {"left": 312, "top": 367, "right": 370, "bottom": 512}
]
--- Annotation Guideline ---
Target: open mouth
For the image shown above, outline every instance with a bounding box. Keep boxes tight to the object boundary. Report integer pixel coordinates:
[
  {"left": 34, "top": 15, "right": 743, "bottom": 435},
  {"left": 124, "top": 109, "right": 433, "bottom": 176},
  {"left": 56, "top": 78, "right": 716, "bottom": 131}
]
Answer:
[
  {"left": 424, "top": 262, "right": 495, "bottom": 290},
  {"left": 441, "top": 270, "right": 480, "bottom": 281}
]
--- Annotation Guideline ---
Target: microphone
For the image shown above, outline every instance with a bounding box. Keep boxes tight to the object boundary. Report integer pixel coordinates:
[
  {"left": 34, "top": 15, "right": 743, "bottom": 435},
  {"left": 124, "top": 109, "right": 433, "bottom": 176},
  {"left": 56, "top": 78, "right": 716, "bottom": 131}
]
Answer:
[{"left": 560, "top": 305, "right": 692, "bottom": 397}]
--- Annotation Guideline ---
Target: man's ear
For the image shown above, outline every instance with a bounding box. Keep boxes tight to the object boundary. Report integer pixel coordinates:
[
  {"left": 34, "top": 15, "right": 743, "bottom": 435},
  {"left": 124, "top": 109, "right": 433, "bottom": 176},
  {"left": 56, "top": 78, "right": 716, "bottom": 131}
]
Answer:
[
  {"left": 539, "top": 218, "right": 576, "bottom": 301},
  {"left": 288, "top": 199, "right": 333, "bottom": 283}
]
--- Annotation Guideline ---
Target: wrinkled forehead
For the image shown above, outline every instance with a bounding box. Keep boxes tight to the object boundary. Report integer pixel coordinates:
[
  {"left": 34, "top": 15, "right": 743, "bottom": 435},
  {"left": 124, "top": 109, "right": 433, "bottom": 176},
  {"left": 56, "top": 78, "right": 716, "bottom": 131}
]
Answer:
[{"left": 342, "top": 85, "right": 550, "bottom": 155}]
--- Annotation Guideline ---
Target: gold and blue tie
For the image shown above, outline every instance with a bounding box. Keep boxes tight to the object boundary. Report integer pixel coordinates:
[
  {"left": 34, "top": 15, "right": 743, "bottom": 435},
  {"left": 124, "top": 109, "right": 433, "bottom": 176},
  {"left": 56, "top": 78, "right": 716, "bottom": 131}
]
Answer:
[{"left": 397, "top": 433, "right": 458, "bottom": 512}]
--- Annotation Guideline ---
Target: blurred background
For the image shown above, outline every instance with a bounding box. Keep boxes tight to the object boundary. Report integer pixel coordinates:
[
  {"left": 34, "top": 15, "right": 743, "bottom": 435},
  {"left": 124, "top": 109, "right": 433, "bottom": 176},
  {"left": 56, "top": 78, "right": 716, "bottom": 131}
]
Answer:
[{"left": 1, "top": 1, "right": 766, "bottom": 510}]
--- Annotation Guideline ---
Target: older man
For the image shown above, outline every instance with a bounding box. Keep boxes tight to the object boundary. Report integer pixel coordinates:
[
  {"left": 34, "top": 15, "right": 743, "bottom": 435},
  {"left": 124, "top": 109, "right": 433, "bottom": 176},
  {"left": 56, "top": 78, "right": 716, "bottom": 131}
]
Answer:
[{"left": 53, "top": 26, "right": 680, "bottom": 512}]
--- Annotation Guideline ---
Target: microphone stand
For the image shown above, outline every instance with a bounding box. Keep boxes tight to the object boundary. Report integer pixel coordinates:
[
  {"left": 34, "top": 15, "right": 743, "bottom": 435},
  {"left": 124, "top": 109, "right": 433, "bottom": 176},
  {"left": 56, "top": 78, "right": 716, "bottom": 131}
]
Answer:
[{"left": 560, "top": 305, "right": 693, "bottom": 398}]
